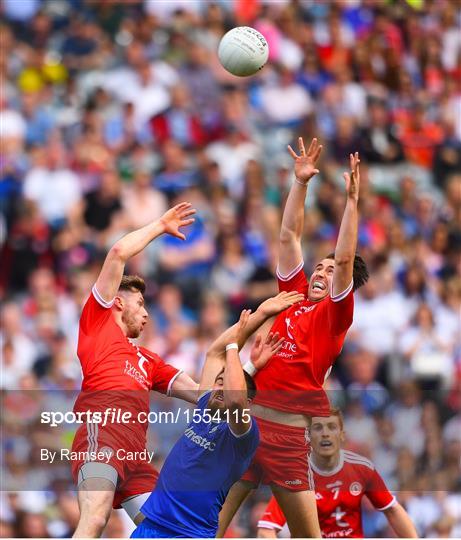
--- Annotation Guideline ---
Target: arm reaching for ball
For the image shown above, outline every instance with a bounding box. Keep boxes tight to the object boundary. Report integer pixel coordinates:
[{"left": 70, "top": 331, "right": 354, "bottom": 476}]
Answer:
[{"left": 279, "top": 137, "right": 322, "bottom": 277}]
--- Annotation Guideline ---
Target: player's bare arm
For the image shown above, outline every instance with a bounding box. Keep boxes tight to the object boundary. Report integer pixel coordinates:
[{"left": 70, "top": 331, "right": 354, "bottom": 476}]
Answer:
[
  {"left": 222, "top": 309, "right": 253, "bottom": 435},
  {"left": 206, "top": 291, "right": 303, "bottom": 363},
  {"left": 166, "top": 296, "right": 294, "bottom": 405},
  {"left": 200, "top": 291, "right": 303, "bottom": 397},
  {"left": 332, "top": 153, "right": 360, "bottom": 297},
  {"left": 168, "top": 371, "right": 199, "bottom": 404},
  {"left": 95, "top": 202, "right": 196, "bottom": 303},
  {"left": 383, "top": 502, "right": 418, "bottom": 538},
  {"left": 280, "top": 137, "right": 322, "bottom": 276}
]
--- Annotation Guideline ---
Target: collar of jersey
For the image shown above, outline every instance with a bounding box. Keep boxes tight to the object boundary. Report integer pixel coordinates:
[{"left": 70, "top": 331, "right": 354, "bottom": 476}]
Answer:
[{"left": 310, "top": 449, "right": 344, "bottom": 476}]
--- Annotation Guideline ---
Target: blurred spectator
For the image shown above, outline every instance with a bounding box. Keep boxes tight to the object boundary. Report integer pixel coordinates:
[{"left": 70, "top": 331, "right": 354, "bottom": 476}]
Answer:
[
  {"left": 358, "top": 98, "right": 404, "bottom": 165},
  {"left": 398, "top": 104, "right": 444, "bottom": 169},
  {"left": 205, "top": 125, "right": 260, "bottom": 200},
  {"left": 0, "top": 302, "right": 37, "bottom": 389},
  {"left": 398, "top": 303, "right": 454, "bottom": 389},
  {"left": 149, "top": 84, "right": 207, "bottom": 149},
  {"left": 345, "top": 348, "right": 389, "bottom": 413},
  {"left": 22, "top": 143, "right": 81, "bottom": 229},
  {"left": 154, "top": 139, "right": 199, "bottom": 195}
]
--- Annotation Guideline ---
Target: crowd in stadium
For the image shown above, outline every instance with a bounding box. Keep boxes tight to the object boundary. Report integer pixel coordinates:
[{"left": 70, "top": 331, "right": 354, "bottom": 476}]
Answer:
[{"left": 1, "top": 0, "right": 460, "bottom": 537}]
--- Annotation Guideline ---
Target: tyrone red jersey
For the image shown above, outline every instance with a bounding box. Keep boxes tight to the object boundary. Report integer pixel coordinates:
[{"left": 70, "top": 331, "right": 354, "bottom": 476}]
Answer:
[
  {"left": 73, "top": 286, "right": 181, "bottom": 452},
  {"left": 258, "top": 450, "right": 396, "bottom": 538},
  {"left": 253, "top": 263, "right": 354, "bottom": 415}
]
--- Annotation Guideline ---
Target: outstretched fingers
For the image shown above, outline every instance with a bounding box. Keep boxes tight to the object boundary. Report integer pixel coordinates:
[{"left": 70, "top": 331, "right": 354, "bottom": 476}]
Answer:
[
  {"left": 280, "top": 290, "right": 305, "bottom": 304},
  {"left": 272, "top": 337, "right": 285, "bottom": 354},
  {"left": 306, "top": 137, "right": 316, "bottom": 155},
  {"left": 179, "top": 218, "right": 195, "bottom": 227},
  {"left": 174, "top": 201, "right": 192, "bottom": 212},
  {"left": 238, "top": 309, "right": 252, "bottom": 329},
  {"left": 312, "top": 143, "right": 323, "bottom": 162},
  {"left": 349, "top": 152, "right": 360, "bottom": 173},
  {"left": 298, "top": 137, "right": 306, "bottom": 156},
  {"left": 180, "top": 208, "right": 196, "bottom": 218},
  {"left": 287, "top": 144, "right": 298, "bottom": 159}
]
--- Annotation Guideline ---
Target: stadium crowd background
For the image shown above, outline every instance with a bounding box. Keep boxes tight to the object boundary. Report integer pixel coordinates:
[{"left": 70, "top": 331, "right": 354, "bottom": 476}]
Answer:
[{"left": 1, "top": 0, "right": 460, "bottom": 537}]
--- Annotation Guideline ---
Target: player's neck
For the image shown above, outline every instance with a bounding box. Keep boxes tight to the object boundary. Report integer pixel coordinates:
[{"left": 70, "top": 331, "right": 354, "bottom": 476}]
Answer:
[
  {"left": 114, "top": 314, "right": 129, "bottom": 337},
  {"left": 312, "top": 451, "right": 341, "bottom": 473}
]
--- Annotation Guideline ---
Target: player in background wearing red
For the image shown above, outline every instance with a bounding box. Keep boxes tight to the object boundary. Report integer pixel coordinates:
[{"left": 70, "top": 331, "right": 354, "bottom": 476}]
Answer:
[
  {"left": 218, "top": 141, "right": 369, "bottom": 538},
  {"left": 257, "top": 409, "right": 417, "bottom": 538},
  {"left": 72, "top": 203, "right": 203, "bottom": 538}
]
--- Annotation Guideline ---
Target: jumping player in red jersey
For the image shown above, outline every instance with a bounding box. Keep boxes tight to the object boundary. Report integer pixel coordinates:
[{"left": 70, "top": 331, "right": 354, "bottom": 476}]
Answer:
[
  {"left": 72, "top": 203, "right": 203, "bottom": 538},
  {"left": 257, "top": 409, "right": 417, "bottom": 538},
  {"left": 218, "top": 140, "right": 370, "bottom": 538}
]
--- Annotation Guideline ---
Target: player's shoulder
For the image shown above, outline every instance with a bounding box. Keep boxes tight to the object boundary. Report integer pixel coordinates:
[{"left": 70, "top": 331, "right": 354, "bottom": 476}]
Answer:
[
  {"left": 138, "top": 346, "right": 163, "bottom": 363},
  {"left": 329, "top": 281, "right": 355, "bottom": 304},
  {"left": 343, "top": 450, "right": 375, "bottom": 472}
]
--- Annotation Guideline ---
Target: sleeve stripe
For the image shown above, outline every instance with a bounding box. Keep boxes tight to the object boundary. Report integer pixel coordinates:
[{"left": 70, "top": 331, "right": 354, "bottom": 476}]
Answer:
[
  {"left": 376, "top": 496, "right": 397, "bottom": 511},
  {"left": 276, "top": 260, "right": 304, "bottom": 282},
  {"left": 330, "top": 280, "right": 353, "bottom": 302},
  {"left": 166, "top": 369, "right": 183, "bottom": 396},
  {"left": 92, "top": 285, "right": 115, "bottom": 308},
  {"left": 257, "top": 520, "right": 283, "bottom": 531},
  {"left": 228, "top": 419, "right": 252, "bottom": 438}
]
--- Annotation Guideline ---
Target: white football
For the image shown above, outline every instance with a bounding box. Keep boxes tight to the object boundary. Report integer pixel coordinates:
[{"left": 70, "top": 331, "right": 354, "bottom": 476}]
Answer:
[{"left": 218, "top": 26, "right": 269, "bottom": 77}]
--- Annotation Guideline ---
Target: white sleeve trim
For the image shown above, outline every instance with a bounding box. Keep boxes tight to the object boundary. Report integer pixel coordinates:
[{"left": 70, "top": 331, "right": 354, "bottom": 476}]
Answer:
[
  {"left": 166, "top": 369, "right": 183, "bottom": 396},
  {"left": 228, "top": 419, "right": 252, "bottom": 438},
  {"left": 257, "top": 520, "right": 283, "bottom": 531},
  {"left": 377, "top": 496, "right": 397, "bottom": 511},
  {"left": 92, "top": 285, "right": 115, "bottom": 308},
  {"left": 276, "top": 260, "right": 304, "bottom": 281},
  {"left": 330, "top": 279, "right": 353, "bottom": 302}
]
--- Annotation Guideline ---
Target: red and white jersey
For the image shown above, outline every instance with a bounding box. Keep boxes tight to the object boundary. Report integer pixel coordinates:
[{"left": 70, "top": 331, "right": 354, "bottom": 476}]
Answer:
[
  {"left": 258, "top": 450, "right": 396, "bottom": 538},
  {"left": 74, "top": 286, "right": 181, "bottom": 451},
  {"left": 253, "top": 263, "right": 354, "bottom": 415}
]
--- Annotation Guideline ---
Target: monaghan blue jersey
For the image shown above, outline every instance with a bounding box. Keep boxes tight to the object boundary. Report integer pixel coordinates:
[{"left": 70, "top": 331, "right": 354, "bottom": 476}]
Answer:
[{"left": 140, "top": 391, "right": 259, "bottom": 537}]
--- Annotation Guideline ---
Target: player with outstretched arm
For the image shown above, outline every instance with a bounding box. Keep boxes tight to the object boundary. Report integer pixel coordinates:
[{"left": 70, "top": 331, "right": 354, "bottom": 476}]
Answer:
[
  {"left": 131, "top": 292, "right": 305, "bottom": 538},
  {"left": 72, "top": 203, "right": 202, "bottom": 537},
  {"left": 257, "top": 409, "right": 418, "bottom": 538},
  {"left": 218, "top": 140, "right": 369, "bottom": 538}
]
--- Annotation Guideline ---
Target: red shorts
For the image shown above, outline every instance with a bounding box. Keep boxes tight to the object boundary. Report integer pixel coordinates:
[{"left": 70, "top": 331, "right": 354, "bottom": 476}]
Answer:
[
  {"left": 241, "top": 417, "right": 314, "bottom": 492},
  {"left": 71, "top": 424, "right": 158, "bottom": 509}
]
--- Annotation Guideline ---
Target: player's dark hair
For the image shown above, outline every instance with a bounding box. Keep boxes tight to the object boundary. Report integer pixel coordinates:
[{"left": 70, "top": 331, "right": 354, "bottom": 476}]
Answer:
[
  {"left": 119, "top": 275, "right": 146, "bottom": 295},
  {"left": 244, "top": 372, "right": 257, "bottom": 401},
  {"left": 326, "top": 253, "right": 369, "bottom": 291}
]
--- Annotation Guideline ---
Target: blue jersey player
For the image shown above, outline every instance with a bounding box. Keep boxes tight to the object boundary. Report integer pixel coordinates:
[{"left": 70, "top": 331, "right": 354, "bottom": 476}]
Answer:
[{"left": 131, "top": 292, "right": 304, "bottom": 538}]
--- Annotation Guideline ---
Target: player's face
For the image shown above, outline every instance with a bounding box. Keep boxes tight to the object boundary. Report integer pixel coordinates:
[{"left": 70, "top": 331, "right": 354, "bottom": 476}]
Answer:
[
  {"left": 309, "top": 415, "right": 344, "bottom": 458},
  {"left": 208, "top": 370, "right": 250, "bottom": 413},
  {"left": 308, "top": 258, "right": 335, "bottom": 301},
  {"left": 208, "top": 371, "right": 226, "bottom": 412},
  {"left": 120, "top": 291, "right": 148, "bottom": 338}
]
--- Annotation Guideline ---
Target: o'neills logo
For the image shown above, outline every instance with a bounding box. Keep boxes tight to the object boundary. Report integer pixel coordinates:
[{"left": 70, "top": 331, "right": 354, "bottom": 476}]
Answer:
[{"left": 184, "top": 426, "right": 216, "bottom": 451}]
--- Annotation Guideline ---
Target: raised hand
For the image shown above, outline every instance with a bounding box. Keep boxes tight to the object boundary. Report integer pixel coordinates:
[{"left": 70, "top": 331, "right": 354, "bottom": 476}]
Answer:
[
  {"left": 159, "top": 202, "right": 196, "bottom": 240},
  {"left": 229, "top": 309, "right": 252, "bottom": 346},
  {"left": 287, "top": 137, "right": 323, "bottom": 185},
  {"left": 258, "top": 291, "right": 304, "bottom": 318},
  {"left": 343, "top": 152, "right": 360, "bottom": 202},
  {"left": 250, "top": 332, "right": 285, "bottom": 370}
]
